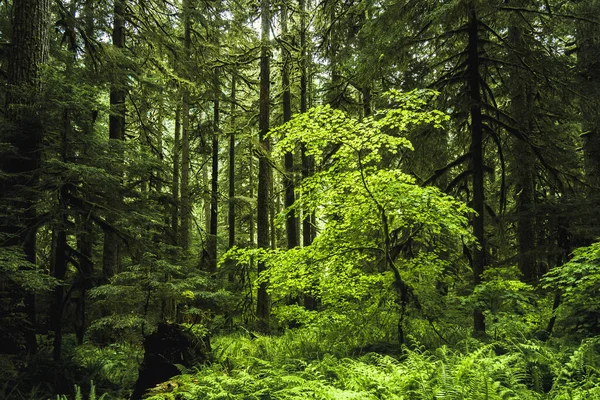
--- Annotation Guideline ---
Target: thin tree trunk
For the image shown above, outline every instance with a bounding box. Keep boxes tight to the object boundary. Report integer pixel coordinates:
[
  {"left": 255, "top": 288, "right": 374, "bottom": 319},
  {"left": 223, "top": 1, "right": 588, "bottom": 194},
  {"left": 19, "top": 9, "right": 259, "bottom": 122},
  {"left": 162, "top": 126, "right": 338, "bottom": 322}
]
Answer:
[
  {"left": 578, "top": 0, "right": 600, "bottom": 236},
  {"left": 282, "top": 3, "right": 298, "bottom": 250},
  {"left": 467, "top": 5, "right": 486, "bottom": 337},
  {"left": 362, "top": 87, "right": 372, "bottom": 118},
  {"left": 75, "top": 4, "right": 96, "bottom": 342},
  {"left": 180, "top": 0, "right": 192, "bottom": 250},
  {"left": 103, "top": 0, "right": 126, "bottom": 280},
  {"left": 209, "top": 67, "right": 220, "bottom": 272},
  {"left": 75, "top": 218, "right": 94, "bottom": 344},
  {"left": 508, "top": 10, "right": 537, "bottom": 283},
  {"left": 299, "top": 0, "right": 317, "bottom": 311},
  {"left": 300, "top": 0, "right": 312, "bottom": 249},
  {"left": 51, "top": 224, "right": 68, "bottom": 361},
  {"left": 270, "top": 173, "right": 277, "bottom": 250},
  {"left": 180, "top": 91, "right": 191, "bottom": 250},
  {"left": 172, "top": 108, "right": 181, "bottom": 245},
  {"left": 249, "top": 142, "right": 255, "bottom": 246},
  {"left": 256, "top": 0, "right": 271, "bottom": 327},
  {"left": 228, "top": 74, "right": 236, "bottom": 249},
  {"left": 51, "top": 98, "right": 72, "bottom": 361}
]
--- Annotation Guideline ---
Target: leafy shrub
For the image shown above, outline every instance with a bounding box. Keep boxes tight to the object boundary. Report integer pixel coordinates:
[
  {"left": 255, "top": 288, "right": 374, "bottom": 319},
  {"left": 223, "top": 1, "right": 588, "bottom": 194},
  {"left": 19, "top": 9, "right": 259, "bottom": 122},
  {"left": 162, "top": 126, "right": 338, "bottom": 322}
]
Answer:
[{"left": 542, "top": 241, "right": 600, "bottom": 336}]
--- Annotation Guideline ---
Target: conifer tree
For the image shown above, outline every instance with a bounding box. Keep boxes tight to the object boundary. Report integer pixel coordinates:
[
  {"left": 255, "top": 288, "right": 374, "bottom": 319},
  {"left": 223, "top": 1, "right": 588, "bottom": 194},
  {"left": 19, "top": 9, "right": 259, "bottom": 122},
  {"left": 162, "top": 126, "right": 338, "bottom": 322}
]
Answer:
[
  {"left": 1, "top": 0, "right": 50, "bottom": 355},
  {"left": 257, "top": 0, "right": 272, "bottom": 326}
]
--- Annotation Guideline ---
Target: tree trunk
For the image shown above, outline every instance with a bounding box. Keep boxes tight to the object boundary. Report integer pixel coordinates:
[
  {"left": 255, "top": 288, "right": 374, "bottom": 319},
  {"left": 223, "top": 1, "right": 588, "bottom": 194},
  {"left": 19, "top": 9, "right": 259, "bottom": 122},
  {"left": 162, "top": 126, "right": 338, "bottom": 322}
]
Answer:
[
  {"left": 467, "top": 5, "right": 486, "bottom": 337},
  {"left": 228, "top": 74, "right": 236, "bottom": 250},
  {"left": 578, "top": 0, "right": 600, "bottom": 231},
  {"left": 508, "top": 9, "right": 537, "bottom": 283},
  {"left": 51, "top": 100, "right": 72, "bottom": 361},
  {"left": 256, "top": 0, "right": 271, "bottom": 327},
  {"left": 208, "top": 68, "right": 220, "bottom": 273},
  {"left": 282, "top": 4, "right": 298, "bottom": 250},
  {"left": 180, "top": 0, "right": 192, "bottom": 251},
  {"left": 172, "top": 108, "right": 181, "bottom": 245},
  {"left": 281, "top": 2, "right": 299, "bottom": 309},
  {"left": 51, "top": 225, "right": 68, "bottom": 361},
  {"left": 299, "top": 0, "right": 317, "bottom": 311},
  {"left": 75, "top": 218, "right": 94, "bottom": 344},
  {"left": 2, "top": 0, "right": 50, "bottom": 355},
  {"left": 103, "top": 0, "right": 126, "bottom": 280},
  {"left": 362, "top": 87, "right": 372, "bottom": 118},
  {"left": 300, "top": 0, "right": 312, "bottom": 249}
]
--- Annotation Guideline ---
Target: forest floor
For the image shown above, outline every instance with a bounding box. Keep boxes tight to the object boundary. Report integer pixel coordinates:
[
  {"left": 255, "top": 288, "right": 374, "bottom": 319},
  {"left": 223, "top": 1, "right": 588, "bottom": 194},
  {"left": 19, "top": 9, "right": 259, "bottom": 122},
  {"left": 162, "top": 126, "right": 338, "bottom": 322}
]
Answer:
[{"left": 40, "top": 327, "right": 600, "bottom": 400}]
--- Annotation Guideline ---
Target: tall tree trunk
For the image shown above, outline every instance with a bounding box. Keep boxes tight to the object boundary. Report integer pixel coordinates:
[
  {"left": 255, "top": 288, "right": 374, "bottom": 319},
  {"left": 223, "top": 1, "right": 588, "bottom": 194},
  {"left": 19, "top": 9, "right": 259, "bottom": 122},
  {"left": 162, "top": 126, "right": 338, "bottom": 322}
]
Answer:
[
  {"left": 249, "top": 142, "right": 255, "bottom": 247},
  {"left": 75, "top": 4, "right": 96, "bottom": 343},
  {"left": 270, "top": 172, "right": 277, "bottom": 250},
  {"left": 325, "top": 1, "right": 341, "bottom": 108},
  {"left": 299, "top": 0, "right": 317, "bottom": 311},
  {"left": 75, "top": 217, "right": 94, "bottom": 345},
  {"left": 300, "top": 0, "right": 312, "bottom": 249},
  {"left": 508, "top": 9, "right": 537, "bottom": 283},
  {"left": 578, "top": 1, "right": 600, "bottom": 228},
  {"left": 51, "top": 223, "right": 68, "bottom": 360},
  {"left": 300, "top": 0, "right": 308, "bottom": 116},
  {"left": 208, "top": 68, "right": 220, "bottom": 272},
  {"left": 103, "top": 0, "right": 126, "bottom": 280},
  {"left": 228, "top": 74, "right": 236, "bottom": 250},
  {"left": 282, "top": 4, "right": 298, "bottom": 250},
  {"left": 51, "top": 93, "right": 72, "bottom": 361},
  {"left": 180, "top": 0, "right": 192, "bottom": 251},
  {"left": 2, "top": 0, "right": 50, "bottom": 355},
  {"left": 467, "top": 5, "right": 486, "bottom": 337},
  {"left": 256, "top": 0, "right": 271, "bottom": 327},
  {"left": 172, "top": 108, "right": 181, "bottom": 245}
]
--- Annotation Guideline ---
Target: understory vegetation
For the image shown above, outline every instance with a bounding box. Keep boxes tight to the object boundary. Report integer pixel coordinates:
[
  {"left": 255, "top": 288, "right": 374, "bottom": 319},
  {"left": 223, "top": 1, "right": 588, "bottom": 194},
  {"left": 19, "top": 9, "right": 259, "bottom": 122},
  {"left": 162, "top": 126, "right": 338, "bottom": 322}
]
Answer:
[{"left": 39, "top": 329, "right": 600, "bottom": 399}]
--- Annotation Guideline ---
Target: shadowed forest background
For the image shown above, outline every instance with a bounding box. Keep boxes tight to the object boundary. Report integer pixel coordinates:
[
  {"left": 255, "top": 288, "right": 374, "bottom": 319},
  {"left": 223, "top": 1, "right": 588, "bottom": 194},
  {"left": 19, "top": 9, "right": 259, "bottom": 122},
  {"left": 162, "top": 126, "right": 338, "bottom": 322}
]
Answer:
[{"left": 2, "top": 0, "right": 600, "bottom": 398}]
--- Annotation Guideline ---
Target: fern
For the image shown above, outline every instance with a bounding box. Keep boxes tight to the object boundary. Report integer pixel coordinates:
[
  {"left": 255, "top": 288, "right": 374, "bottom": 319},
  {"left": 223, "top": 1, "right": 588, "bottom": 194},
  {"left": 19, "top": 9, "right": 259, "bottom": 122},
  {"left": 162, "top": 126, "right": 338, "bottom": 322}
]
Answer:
[
  {"left": 53, "top": 382, "right": 106, "bottom": 400},
  {"left": 142, "top": 331, "right": 600, "bottom": 400}
]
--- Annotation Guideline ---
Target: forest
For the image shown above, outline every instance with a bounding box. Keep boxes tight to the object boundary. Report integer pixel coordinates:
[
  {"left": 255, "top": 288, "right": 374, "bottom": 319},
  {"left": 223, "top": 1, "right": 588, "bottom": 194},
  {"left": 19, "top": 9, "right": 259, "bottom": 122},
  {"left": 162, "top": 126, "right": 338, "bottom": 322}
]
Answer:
[{"left": 1, "top": 0, "right": 600, "bottom": 398}]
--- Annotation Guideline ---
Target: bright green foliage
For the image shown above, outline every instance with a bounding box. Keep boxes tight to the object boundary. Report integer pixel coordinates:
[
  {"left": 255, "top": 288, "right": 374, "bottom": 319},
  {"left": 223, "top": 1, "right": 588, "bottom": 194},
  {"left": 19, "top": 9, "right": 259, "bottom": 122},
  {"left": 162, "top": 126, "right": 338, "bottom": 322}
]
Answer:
[
  {"left": 472, "top": 266, "right": 539, "bottom": 338},
  {"left": 226, "top": 90, "right": 472, "bottom": 344},
  {"left": 542, "top": 242, "right": 600, "bottom": 336},
  {"left": 74, "top": 344, "right": 142, "bottom": 391},
  {"left": 55, "top": 381, "right": 106, "bottom": 400},
  {"left": 146, "top": 332, "right": 600, "bottom": 400},
  {"left": 0, "top": 246, "right": 58, "bottom": 293},
  {"left": 550, "top": 337, "right": 600, "bottom": 398}
]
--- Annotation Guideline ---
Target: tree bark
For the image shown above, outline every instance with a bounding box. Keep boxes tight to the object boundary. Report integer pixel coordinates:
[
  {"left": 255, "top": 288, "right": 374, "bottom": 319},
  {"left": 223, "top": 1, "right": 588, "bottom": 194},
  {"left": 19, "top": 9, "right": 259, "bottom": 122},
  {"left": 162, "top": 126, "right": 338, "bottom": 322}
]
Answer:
[
  {"left": 299, "top": 0, "right": 317, "bottom": 311},
  {"left": 2, "top": 0, "right": 50, "bottom": 355},
  {"left": 50, "top": 99, "right": 72, "bottom": 361},
  {"left": 508, "top": 8, "right": 537, "bottom": 283},
  {"left": 256, "top": 0, "right": 271, "bottom": 327},
  {"left": 172, "top": 108, "right": 181, "bottom": 245},
  {"left": 228, "top": 75, "right": 236, "bottom": 250},
  {"left": 180, "top": 0, "right": 192, "bottom": 251},
  {"left": 208, "top": 67, "right": 220, "bottom": 273},
  {"left": 282, "top": 4, "right": 298, "bottom": 250},
  {"left": 103, "top": 0, "right": 126, "bottom": 280},
  {"left": 75, "top": 218, "right": 94, "bottom": 345},
  {"left": 467, "top": 5, "right": 486, "bottom": 337},
  {"left": 578, "top": 1, "right": 600, "bottom": 214}
]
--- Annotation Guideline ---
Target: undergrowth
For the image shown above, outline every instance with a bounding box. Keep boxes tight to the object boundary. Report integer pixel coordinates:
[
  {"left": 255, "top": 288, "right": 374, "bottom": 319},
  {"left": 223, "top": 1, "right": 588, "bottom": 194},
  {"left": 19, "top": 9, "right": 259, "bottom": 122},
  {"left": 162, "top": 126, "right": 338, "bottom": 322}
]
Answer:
[{"left": 142, "top": 330, "right": 600, "bottom": 400}]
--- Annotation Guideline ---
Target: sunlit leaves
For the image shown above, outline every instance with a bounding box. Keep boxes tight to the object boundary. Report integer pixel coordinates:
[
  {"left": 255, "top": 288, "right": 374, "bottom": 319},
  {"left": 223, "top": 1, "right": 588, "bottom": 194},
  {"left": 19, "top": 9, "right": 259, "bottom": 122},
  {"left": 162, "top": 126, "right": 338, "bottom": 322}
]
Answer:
[
  {"left": 230, "top": 90, "right": 471, "bottom": 339},
  {"left": 542, "top": 241, "right": 600, "bottom": 335}
]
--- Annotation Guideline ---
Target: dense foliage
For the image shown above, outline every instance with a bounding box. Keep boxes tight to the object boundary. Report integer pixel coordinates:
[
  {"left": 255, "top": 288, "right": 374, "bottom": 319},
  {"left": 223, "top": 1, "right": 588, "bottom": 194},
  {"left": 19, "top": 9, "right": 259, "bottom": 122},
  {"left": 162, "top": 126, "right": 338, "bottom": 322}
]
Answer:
[{"left": 1, "top": 0, "right": 600, "bottom": 398}]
